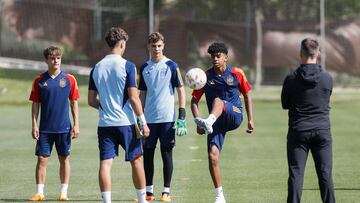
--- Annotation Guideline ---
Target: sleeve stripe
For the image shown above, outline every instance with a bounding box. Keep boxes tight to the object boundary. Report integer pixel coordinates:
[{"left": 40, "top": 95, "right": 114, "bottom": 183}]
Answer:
[{"left": 176, "top": 68, "right": 184, "bottom": 86}]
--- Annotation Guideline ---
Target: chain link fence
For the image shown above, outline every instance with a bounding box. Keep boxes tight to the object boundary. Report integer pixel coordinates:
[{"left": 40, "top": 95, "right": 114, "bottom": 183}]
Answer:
[{"left": 1, "top": 0, "right": 360, "bottom": 85}]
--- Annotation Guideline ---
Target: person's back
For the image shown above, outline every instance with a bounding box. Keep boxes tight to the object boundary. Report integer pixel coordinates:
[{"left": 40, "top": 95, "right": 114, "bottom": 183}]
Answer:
[
  {"left": 282, "top": 38, "right": 335, "bottom": 203},
  {"left": 282, "top": 63, "right": 332, "bottom": 131},
  {"left": 88, "top": 27, "right": 149, "bottom": 203},
  {"left": 91, "top": 54, "right": 136, "bottom": 126}
]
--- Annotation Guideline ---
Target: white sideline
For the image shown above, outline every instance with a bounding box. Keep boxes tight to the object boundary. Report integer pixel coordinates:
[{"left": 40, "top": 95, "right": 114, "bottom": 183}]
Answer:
[{"left": 0, "top": 56, "right": 91, "bottom": 75}]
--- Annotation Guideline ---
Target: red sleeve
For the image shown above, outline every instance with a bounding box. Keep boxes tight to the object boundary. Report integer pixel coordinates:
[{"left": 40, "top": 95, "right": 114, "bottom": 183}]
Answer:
[
  {"left": 192, "top": 88, "right": 204, "bottom": 101},
  {"left": 231, "top": 67, "right": 252, "bottom": 95},
  {"left": 191, "top": 69, "right": 210, "bottom": 101},
  {"left": 29, "top": 75, "right": 42, "bottom": 102},
  {"left": 66, "top": 74, "right": 80, "bottom": 100}
]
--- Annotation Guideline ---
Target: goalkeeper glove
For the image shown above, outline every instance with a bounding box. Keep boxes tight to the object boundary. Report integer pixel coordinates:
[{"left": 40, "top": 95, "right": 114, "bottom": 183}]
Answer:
[{"left": 174, "top": 119, "right": 187, "bottom": 136}]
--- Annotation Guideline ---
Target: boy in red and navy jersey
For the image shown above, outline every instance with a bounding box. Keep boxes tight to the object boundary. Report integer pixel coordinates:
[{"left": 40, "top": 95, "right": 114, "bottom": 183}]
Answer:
[
  {"left": 191, "top": 42, "right": 254, "bottom": 203},
  {"left": 29, "top": 46, "right": 79, "bottom": 201}
]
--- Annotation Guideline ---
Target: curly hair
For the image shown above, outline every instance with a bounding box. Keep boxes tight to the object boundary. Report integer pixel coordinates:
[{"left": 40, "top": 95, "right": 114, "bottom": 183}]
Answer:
[
  {"left": 105, "top": 27, "right": 129, "bottom": 48},
  {"left": 300, "top": 38, "right": 319, "bottom": 59},
  {"left": 148, "top": 32, "right": 165, "bottom": 44},
  {"left": 43, "top": 46, "right": 62, "bottom": 59},
  {"left": 207, "top": 42, "right": 228, "bottom": 55}
]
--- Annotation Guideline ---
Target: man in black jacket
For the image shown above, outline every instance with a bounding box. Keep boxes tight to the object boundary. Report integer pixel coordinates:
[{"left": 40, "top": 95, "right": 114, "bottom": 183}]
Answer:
[{"left": 281, "top": 38, "right": 335, "bottom": 203}]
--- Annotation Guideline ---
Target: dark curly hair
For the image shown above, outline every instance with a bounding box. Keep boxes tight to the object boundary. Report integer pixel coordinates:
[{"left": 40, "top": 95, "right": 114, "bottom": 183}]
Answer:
[
  {"left": 207, "top": 42, "right": 228, "bottom": 55},
  {"left": 105, "top": 27, "right": 129, "bottom": 48}
]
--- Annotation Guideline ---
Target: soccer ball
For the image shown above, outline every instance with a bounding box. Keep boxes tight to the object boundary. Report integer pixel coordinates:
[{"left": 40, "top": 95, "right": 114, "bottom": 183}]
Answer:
[{"left": 185, "top": 68, "right": 207, "bottom": 90}]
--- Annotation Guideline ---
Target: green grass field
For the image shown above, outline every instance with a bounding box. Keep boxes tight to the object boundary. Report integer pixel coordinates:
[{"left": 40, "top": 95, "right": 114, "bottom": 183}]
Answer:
[{"left": 0, "top": 69, "right": 359, "bottom": 202}]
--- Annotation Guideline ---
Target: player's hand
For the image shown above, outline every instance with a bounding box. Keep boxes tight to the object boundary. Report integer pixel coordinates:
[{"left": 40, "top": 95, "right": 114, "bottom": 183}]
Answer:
[
  {"left": 196, "top": 126, "right": 206, "bottom": 135},
  {"left": 173, "top": 119, "right": 187, "bottom": 136},
  {"left": 141, "top": 123, "right": 150, "bottom": 138},
  {"left": 32, "top": 127, "right": 39, "bottom": 140},
  {"left": 71, "top": 125, "right": 80, "bottom": 139},
  {"left": 246, "top": 120, "right": 254, "bottom": 134}
]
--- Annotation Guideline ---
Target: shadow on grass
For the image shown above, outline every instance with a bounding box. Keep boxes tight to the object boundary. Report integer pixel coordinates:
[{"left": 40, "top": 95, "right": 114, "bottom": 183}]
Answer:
[
  {"left": 0, "top": 199, "right": 138, "bottom": 202},
  {"left": 303, "top": 188, "right": 360, "bottom": 191}
]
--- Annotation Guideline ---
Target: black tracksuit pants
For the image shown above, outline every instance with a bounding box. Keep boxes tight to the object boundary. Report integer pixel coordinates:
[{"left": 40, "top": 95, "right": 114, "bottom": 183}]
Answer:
[{"left": 287, "top": 129, "right": 335, "bottom": 203}]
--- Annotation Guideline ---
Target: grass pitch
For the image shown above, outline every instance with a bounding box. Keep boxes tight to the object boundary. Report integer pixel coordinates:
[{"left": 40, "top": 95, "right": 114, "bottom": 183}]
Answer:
[{"left": 0, "top": 68, "right": 359, "bottom": 202}]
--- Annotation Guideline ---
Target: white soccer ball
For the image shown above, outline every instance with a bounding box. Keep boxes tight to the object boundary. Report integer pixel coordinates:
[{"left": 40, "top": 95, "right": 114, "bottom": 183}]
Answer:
[{"left": 185, "top": 68, "right": 207, "bottom": 90}]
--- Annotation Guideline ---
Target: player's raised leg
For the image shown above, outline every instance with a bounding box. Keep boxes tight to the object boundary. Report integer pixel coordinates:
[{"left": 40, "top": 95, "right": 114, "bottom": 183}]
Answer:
[{"left": 195, "top": 97, "right": 224, "bottom": 134}]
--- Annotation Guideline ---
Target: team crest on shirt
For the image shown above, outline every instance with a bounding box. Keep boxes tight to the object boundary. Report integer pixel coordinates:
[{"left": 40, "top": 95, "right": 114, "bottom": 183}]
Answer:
[
  {"left": 59, "top": 78, "right": 67, "bottom": 88},
  {"left": 209, "top": 80, "right": 215, "bottom": 86},
  {"left": 43, "top": 82, "right": 48, "bottom": 87},
  {"left": 226, "top": 75, "right": 234, "bottom": 85}
]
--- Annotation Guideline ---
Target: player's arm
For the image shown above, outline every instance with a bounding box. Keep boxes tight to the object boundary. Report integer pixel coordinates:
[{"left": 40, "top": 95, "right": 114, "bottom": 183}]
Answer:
[
  {"left": 176, "top": 86, "right": 186, "bottom": 110},
  {"left": 31, "top": 102, "right": 40, "bottom": 140},
  {"left": 281, "top": 76, "right": 290, "bottom": 109},
  {"left": 88, "top": 90, "right": 100, "bottom": 109},
  {"left": 243, "top": 93, "right": 254, "bottom": 134},
  {"left": 191, "top": 97, "right": 205, "bottom": 135},
  {"left": 128, "top": 87, "right": 150, "bottom": 138},
  {"left": 70, "top": 99, "right": 80, "bottom": 139},
  {"left": 190, "top": 97, "right": 200, "bottom": 118},
  {"left": 139, "top": 90, "right": 146, "bottom": 109}
]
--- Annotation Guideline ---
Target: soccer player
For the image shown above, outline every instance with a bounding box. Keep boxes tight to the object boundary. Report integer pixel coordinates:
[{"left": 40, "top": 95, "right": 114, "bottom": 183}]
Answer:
[
  {"left": 29, "top": 46, "right": 80, "bottom": 201},
  {"left": 88, "top": 27, "right": 149, "bottom": 203},
  {"left": 190, "top": 42, "right": 254, "bottom": 203},
  {"left": 282, "top": 38, "right": 335, "bottom": 203},
  {"left": 138, "top": 32, "right": 187, "bottom": 202}
]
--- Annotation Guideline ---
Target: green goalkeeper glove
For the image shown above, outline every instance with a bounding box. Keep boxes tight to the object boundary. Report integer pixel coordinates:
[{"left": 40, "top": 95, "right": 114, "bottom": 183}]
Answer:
[{"left": 174, "top": 119, "right": 187, "bottom": 137}]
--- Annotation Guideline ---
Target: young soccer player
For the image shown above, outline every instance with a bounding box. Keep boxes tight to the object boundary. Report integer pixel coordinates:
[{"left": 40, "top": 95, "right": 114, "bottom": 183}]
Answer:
[
  {"left": 282, "top": 38, "right": 335, "bottom": 203},
  {"left": 190, "top": 42, "right": 254, "bottom": 203},
  {"left": 29, "top": 46, "right": 80, "bottom": 201},
  {"left": 138, "top": 32, "right": 187, "bottom": 202},
  {"left": 88, "top": 27, "right": 149, "bottom": 203}
]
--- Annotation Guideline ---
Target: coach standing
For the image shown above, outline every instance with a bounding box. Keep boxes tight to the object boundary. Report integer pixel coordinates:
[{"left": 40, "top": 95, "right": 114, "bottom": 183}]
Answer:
[{"left": 281, "top": 38, "right": 335, "bottom": 203}]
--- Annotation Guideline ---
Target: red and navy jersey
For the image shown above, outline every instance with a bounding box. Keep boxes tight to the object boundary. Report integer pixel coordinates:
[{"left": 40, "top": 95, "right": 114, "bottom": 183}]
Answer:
[
  {"left": 29, "top": 71, "right": 79, "bottom": 133},
  {"left": 192, "top": 66, "right": 251, "bottom": 113}
]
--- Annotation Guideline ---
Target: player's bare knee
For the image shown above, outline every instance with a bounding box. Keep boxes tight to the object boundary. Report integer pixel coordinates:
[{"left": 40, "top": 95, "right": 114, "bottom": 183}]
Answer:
[
  {"left": 208, "top": 151, "right": 219, "bottom": 165},
  {"left": 131, "top": 156, "right": 143, "bottom": 168}
]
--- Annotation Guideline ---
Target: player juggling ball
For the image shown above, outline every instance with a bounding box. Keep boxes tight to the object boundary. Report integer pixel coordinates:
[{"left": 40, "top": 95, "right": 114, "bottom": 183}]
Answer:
[{"left": 190, "top": 42, "right": 254, "bottom": 203}]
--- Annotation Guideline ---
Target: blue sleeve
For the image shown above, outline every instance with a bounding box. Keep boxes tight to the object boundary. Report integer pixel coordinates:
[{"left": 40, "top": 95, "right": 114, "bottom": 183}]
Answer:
[
  {"left": 125, "top": 61, "right": 137, "bottom": 88},
  {"left": 138, "top": 63, "right": 148, "bottom": 91},
  {"left": 166, "top": 60, "right": 183, "bottom": 88},
  {"left": 88, "top": 68, "right": 97, "bottom": 91}
]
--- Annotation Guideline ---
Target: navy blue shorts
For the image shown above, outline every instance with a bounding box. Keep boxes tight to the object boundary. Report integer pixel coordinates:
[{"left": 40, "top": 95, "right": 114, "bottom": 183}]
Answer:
[
  {"left": 35, "top": 132, "right": 71, "bottom": 157},
  {"left": 143, "top": 122, "right": 175, "bottom": 150},
  {"left": 208, "top": 101, "right": 243, "bottom": 152},
  {"left": 98, "top": 125, "right": 143, "bottom": 161}
]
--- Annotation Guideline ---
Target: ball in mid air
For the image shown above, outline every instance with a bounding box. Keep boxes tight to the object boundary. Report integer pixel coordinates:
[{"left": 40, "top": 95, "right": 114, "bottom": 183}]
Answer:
[{"left": 185, "top": 68, "right": 207, "bottom": 90}]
